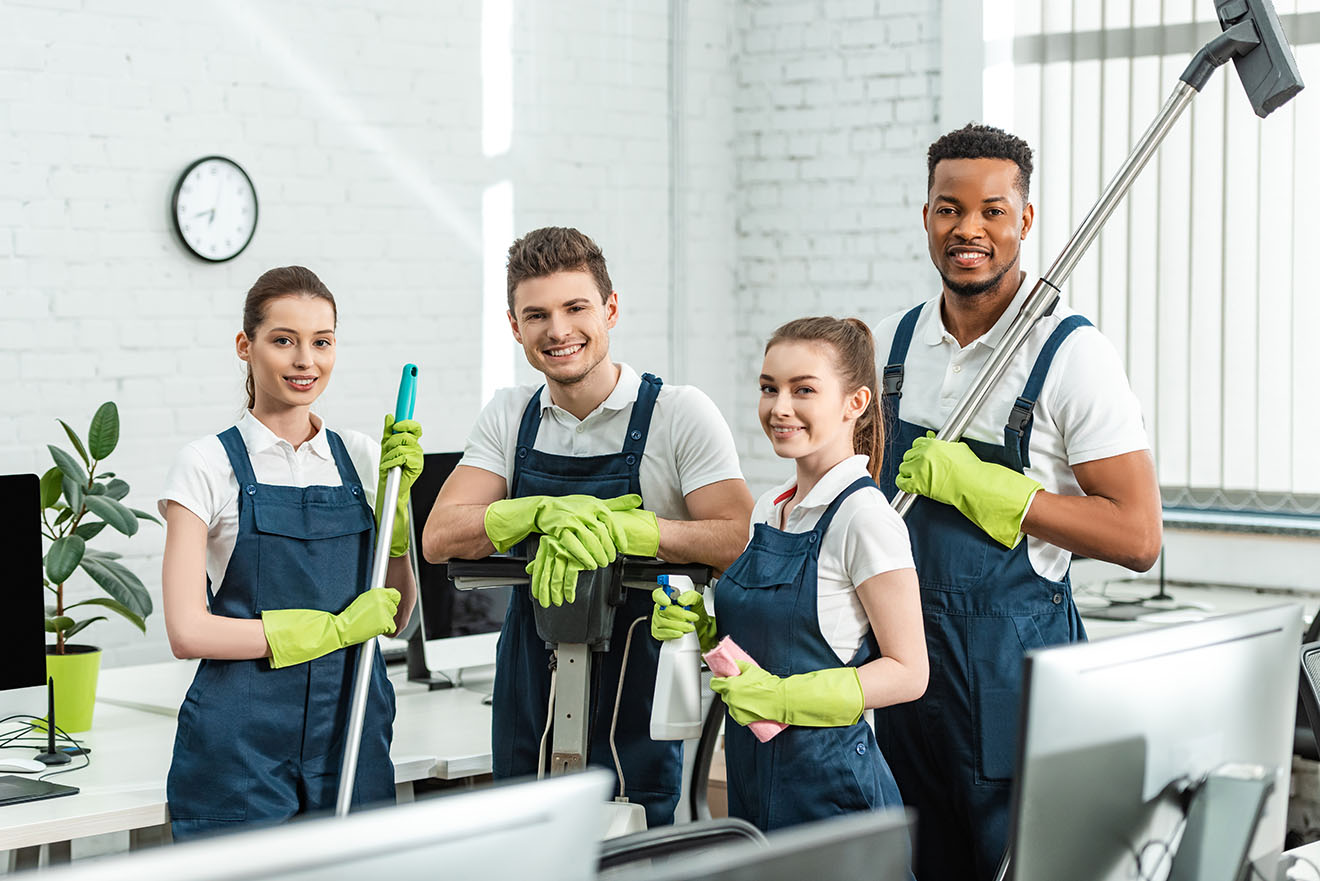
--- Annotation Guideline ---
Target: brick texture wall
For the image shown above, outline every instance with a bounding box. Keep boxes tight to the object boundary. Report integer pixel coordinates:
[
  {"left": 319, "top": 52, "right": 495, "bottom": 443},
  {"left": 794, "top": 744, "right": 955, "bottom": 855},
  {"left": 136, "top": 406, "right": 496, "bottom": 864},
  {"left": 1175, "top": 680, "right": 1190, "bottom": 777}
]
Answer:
[
  {"left": 732, "top": 0, "right": 942, "bottom": 490},
  {"left": 1, "top": 0, "right": 938, "bottom": 665}
]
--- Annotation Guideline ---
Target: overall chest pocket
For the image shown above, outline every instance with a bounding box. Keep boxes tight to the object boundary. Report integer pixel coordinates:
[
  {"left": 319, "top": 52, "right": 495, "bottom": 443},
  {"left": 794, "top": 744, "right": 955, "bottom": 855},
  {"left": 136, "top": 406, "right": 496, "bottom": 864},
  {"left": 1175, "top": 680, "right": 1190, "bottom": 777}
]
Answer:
[
  {"left": 251, "top": 490, "right": 373, "bottom": 541},
  {"left": 908, "top": 498, "right": 989, "bottom": 591}
]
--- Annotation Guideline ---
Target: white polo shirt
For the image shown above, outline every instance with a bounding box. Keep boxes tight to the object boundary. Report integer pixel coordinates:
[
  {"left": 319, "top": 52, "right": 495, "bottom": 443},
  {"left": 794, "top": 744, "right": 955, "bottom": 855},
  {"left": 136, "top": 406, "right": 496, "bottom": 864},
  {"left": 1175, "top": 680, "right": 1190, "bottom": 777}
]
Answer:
[
  {"left": 158, "top": 411, "right": 380, "bottom": 590},
  {"left": 459, "top": 362, "right": 744, "bottom": 522},
  {"left": 873, "top": 279, "right": 1150, "bottom": 581},
  {"left": 744, "top": 455, "right": 915, "bottom": 664}
]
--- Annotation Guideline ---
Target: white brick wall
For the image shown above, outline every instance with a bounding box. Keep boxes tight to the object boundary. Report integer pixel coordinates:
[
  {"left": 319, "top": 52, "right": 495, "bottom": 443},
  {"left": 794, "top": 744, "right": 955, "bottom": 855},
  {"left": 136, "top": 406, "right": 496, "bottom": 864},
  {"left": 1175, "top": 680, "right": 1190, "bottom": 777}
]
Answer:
[
  {"left": 2, "top": 0, "right": 940, "bottom": 667},
  {"left": 733, "top": 0, "right": 942, "bottom": 492},
  {"left": 1, "top": 0, "right": 734, "bottom": 666}
]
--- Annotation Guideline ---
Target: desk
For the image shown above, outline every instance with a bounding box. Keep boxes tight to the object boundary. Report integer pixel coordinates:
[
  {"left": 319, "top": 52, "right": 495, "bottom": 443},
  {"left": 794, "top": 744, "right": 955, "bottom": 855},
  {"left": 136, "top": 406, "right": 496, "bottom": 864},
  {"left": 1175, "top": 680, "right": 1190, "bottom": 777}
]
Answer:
[
  {"left": 1072, "top": 579, "right": 1318, "bottom": 642},
  {"left": 2, "top": 654, "right": 494, "bottom": 868}
]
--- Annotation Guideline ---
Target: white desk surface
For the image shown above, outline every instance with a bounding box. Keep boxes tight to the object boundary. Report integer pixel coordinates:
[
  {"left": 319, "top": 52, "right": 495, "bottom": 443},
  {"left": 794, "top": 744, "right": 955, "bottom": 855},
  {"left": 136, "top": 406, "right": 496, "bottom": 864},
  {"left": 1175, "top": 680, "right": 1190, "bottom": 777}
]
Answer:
[
  {"left": 1285, "top": 840, "right": 1320, "bottom": 879},
  {"left": 1073, "top": 579, "right": 1317, "bottom": 642},
  {"left": 0, "top": 655, "right": 493, "bottom": 851}
]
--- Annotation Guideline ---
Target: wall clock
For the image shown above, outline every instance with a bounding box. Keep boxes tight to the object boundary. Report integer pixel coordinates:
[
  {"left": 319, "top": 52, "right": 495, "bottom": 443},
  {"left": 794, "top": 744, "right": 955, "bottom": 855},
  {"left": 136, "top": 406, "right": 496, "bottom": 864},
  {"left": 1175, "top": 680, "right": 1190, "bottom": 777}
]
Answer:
[{"left": 171, "top": 156, "right": 258, "bottom": 262}]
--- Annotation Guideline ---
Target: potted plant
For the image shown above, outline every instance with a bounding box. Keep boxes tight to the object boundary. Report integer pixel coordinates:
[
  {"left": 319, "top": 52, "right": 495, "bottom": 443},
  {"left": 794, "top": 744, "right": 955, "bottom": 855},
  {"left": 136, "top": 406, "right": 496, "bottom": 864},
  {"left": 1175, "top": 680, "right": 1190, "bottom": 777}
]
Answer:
[{"left": 41, "top": 402, "right": 158, "bottom": 732}]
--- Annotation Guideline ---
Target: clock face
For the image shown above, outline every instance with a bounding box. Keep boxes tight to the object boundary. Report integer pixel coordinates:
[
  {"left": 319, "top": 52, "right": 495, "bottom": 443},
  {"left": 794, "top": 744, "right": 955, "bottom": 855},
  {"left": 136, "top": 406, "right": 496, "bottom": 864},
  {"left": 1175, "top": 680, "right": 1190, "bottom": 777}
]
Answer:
[{"left": 172, "top": 156, "right": 258, "bottom": 262}]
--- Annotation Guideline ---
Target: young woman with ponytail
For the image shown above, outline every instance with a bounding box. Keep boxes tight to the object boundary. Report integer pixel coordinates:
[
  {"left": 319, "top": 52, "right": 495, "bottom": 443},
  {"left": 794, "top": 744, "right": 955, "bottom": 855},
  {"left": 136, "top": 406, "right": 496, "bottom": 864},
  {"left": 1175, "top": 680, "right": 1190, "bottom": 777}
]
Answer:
[
  {"left": 157, "top": 266, "right": 422, "bottom": 839},
  {"left": 651, "top": 316, "right": 927, "bottom": 841}
]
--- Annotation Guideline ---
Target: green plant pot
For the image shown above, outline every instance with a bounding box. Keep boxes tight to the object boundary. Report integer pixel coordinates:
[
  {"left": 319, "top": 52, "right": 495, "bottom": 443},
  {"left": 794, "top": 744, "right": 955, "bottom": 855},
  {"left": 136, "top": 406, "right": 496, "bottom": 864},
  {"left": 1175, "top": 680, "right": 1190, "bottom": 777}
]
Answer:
[{"left": 44, "top": 645, "right": 102, "bottom": 734}]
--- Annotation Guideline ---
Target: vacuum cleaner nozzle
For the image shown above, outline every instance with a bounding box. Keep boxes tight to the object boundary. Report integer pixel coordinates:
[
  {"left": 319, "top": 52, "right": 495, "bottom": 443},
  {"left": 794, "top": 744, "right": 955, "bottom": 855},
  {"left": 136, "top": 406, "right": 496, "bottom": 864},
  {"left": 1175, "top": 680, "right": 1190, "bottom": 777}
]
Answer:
[{"left": 1215, "top": 0, "right": 1304, "bottom": 117}]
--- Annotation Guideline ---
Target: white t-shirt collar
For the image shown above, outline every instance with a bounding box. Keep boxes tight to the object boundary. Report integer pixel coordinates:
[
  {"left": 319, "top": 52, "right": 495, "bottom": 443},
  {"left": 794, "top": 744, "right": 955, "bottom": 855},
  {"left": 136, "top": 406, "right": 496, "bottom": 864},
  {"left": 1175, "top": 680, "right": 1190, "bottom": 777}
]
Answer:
[
  {"left": 764, "top": 454, "right": 873, "bottom": 521},
  {"left": 921, "top": 273, "right": 1031, "bottom": 351},
  {"left": 541, "top": 362, "right": 642, "bottom": 420},
  {"left": 237, "top": 410, "right": 333, "bottom": 460}
]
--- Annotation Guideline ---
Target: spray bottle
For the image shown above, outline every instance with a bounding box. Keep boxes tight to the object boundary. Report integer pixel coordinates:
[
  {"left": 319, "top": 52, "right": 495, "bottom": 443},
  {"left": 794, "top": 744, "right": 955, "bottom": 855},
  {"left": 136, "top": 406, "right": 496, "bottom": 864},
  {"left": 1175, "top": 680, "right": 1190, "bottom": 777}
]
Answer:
[{"left": 650, "top": 574, "right": 704, "bottom": 741}]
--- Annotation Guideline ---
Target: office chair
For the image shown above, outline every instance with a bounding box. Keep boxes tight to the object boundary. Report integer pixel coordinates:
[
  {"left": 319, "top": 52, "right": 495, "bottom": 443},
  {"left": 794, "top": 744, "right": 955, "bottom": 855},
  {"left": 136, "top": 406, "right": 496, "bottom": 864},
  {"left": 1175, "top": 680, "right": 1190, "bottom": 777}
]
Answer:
[
  {"left": 1295, "top": 615, "right": 1320, "bottom": 761},
  {"left": 597, "top": 816, "right": 766, "bottom": 874}
]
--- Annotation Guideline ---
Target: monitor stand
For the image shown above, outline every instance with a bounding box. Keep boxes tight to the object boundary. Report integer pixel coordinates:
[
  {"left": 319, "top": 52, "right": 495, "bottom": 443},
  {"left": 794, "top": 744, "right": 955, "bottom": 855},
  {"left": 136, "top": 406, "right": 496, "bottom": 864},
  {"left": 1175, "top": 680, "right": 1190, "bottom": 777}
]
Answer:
[
  {"left": 405, "top": 630, "right": 456, "bottom": 691},
  {"left": 1081, "top": 549, "right": 1208, "bottom": 622},
  {"left": 1167, "top": 764, "right": 1274, "bottom": 881}
]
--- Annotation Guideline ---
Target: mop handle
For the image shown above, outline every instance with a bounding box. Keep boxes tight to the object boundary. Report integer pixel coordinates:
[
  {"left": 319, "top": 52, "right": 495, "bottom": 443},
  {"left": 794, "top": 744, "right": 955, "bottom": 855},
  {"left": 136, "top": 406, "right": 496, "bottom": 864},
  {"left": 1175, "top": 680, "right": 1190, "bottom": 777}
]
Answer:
[{"left": 335, "top": 364, "right": 417, "bottom": 817}]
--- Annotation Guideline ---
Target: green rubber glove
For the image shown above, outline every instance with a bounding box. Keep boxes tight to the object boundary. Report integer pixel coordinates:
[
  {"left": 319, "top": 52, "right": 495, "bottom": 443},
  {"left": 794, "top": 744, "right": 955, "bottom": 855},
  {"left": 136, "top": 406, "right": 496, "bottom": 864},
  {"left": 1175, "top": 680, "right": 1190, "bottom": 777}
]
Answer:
[
  {"left": 650, "top": 587, "right": 717, "bottom": 652},
  {"left": 262, "top": 588, "right": 401, "bottom": 669},
  {"left": 598, "top": 505, "right": 660, "bottom": 558},
  {"left": 484, "top": 494, "right": 642, "bottom": 568},
  {"left": 709, "top": 660, "right": 865, "bottom": 728},
  {"left": 895, "top": 431, "right": 1041, "bottom": 549},
  {"left": 377, "top": 416, "right": 424, "bottom": 557},
  {"left": 524, "top": 535, "right": 585, "bottom": 608}
]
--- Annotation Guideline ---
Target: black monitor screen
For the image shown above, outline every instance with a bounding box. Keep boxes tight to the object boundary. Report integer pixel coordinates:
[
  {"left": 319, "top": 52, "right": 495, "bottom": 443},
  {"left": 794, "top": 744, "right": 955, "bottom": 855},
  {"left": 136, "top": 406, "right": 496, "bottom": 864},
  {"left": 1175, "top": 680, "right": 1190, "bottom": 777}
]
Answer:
[
  {"left": 2, "top": 474, "right": 48, "bottom": 691},
  {"left": 410, "top": 453, "right": 509, "bottom": 639}
]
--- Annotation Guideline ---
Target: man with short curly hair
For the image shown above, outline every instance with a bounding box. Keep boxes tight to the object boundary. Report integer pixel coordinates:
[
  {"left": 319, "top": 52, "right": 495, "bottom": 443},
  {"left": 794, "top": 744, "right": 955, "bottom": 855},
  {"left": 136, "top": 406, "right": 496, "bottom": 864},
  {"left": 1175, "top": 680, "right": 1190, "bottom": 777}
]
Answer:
[{"left": 872, "top": 124, "right": 1162, "bottom": 879}]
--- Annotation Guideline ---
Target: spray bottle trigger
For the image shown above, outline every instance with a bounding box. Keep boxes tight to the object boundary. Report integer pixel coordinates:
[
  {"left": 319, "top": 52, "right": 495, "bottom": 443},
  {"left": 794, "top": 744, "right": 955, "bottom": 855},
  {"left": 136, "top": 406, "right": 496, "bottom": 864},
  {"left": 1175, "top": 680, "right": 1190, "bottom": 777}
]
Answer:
[{"left": 659, "top": 579, "right": 690, "bottom": 610}]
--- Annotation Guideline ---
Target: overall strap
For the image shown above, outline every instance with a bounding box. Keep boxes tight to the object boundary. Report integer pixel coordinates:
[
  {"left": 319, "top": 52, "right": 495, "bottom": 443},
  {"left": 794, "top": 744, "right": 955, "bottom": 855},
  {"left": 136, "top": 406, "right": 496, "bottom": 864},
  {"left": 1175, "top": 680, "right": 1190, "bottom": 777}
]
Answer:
[
  {"left": 813, "top": 476, "right": 879, "bottom": 538},
  {"left": 217, "top": 426, "right": 257, "bottom": 488},
  {"left": 622, "top": 373, "right": 663, "bottom": 460},
  {"left": 881, "top": 304, "right": 924, "bottom": 402},
  {"left": 1003, "top": 315, "right": 1092, "bottom": 470},
  {"left": 324, "top": 429, "right": 365, "bottom": 492},
  {"left": 515, "top": 387, "right": 547, "bottom": 461}
]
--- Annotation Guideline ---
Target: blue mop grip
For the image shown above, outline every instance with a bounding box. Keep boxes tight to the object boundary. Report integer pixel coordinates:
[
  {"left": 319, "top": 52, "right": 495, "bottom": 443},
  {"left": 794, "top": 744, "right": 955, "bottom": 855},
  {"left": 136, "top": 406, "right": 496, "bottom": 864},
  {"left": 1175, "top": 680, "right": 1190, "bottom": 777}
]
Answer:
[{"left": 393, "top": 364, "right": 418, "bottom": 424}]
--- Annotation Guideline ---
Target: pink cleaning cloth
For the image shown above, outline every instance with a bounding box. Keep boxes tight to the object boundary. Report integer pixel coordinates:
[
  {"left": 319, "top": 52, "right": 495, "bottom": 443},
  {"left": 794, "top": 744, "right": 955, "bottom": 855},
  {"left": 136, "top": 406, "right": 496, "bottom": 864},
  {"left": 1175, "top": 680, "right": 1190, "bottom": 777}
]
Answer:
[{"left": 703, "top": 636, "right": 787, "bottom": 743}]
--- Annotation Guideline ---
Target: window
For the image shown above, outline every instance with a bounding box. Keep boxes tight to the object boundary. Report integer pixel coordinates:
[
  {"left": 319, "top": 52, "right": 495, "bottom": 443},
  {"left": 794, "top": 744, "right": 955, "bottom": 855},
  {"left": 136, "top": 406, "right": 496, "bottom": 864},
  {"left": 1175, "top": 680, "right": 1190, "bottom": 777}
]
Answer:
[{"left": 980, "top": 1, "right": 1320, "bottom": 514}]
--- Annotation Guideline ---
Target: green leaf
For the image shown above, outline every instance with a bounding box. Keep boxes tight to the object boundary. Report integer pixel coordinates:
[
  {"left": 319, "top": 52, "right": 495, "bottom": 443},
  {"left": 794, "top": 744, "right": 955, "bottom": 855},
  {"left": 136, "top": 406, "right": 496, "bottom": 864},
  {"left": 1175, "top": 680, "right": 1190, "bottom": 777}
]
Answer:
[
  {"left": 61, "top": 473, "right": 84, "bottom": 514},
  {"left": 82, "top": 547, "right": 122, "bottom": 561},
  {"left": 79, "top": 556, "right": 152, "bottom": 617},
  {"left": 130, "top": 507, "right": 162, "bottom": 526},
  {"left": 73, "top": 521, "right": 108, "bottom": 541},
  {"left": 86, "top": 482, "right": 106, "bottom": 495},
  {"left": 48, "top": 444, "right": 87, "bottom": 486},
  {"left": 45, "top": 616, "right": 74, "bottom": 633},
  {"left": 87, "top": 402, "right": 119, "bottom": 460},
  {"left": 67, "top": 597, "right": 145, "bottom": 632},
  {"left": 63, "top": 617, "right": 108, "bottom": 640},
  {"left": 105, "top": 478, "right": 130, "bottom": 501},
  {"left": 84, "top": 495, "right": 138, "bottom": 536},
  {"left": 53, "top": 506, "right": 74, "bottom": 527},
  {"left": 58, "top": 420, "right": 90, "bottom": 467},
  {"left": 45, "top": 535, "right": 86, "bottom": 584},
  {"left": 98, "top": 472, "right": 115, "bottom": 479},
  {"left": 39, "top": 468, "right": 63, "bottom": 509}
]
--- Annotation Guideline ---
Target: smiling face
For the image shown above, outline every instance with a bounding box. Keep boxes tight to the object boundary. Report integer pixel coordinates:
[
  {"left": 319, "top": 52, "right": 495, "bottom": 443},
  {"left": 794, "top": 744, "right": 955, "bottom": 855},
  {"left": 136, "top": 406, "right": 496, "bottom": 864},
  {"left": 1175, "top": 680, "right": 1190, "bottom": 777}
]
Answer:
[
  {"left": 236, "top": 294, "right": 336, "bottom": 412},
  {"left": 507, "top": 270, "right": 617, "bottom": 387},
  {"left": 924, "top": 157, "right": 1034, "bottom": 301},
  {"left": 759, "top": 339, "right": 870, "bottom": 470}
]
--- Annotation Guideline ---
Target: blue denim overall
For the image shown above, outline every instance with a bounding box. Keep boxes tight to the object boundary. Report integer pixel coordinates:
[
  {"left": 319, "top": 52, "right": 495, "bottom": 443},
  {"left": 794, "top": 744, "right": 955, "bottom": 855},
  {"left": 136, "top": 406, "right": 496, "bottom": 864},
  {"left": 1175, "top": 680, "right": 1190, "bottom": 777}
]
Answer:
[
  {"left": 873, "top": 304, "right": 1089, "bottom": 880},
  {"left": 167, "top": 427, "right": 396, "bottom": 840},
  {"left": 716, "top": 476, "right": 907, "bottom": 839},
  {"left": 491, "top": 373, "right": 682, "bottom": 827}
]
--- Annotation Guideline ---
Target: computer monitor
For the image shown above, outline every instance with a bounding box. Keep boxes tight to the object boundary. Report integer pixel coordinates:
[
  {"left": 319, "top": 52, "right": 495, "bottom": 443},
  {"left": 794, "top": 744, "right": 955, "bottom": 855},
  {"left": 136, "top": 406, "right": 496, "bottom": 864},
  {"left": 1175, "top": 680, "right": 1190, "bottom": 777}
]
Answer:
[
  {"left": 0, "top": 473, "right": 50, "bottom": 716},
  {"left": 35, "top": 770, "right": 613, "bottom": 881},
  {"left": 1009, "top": 604, "right": 1302, "bottom": 881},
  {"left": 607, "top": 807, "right": 914, "bottom": 881},
  {"left": 408, "top": 453, "right": 507, "bottom": 678}
]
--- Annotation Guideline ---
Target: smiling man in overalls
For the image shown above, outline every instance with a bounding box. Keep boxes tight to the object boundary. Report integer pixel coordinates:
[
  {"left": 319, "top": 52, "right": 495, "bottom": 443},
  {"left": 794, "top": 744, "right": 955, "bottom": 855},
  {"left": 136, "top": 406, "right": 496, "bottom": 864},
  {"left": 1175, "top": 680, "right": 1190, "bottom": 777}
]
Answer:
[
  {"left": 872, "top": 124, "right": 1164, "bottom": 880},
  {"left": 423, "top": 226, "right": 753, "bottom": 827}
]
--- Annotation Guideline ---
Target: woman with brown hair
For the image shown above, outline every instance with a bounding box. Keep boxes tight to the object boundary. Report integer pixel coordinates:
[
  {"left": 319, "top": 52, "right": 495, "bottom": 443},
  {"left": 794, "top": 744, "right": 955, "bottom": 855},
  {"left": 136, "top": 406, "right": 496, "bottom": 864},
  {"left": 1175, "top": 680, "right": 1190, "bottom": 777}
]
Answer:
[
  {"left": 652, "top": 316, "right": 926, "bottom": 841},
  {"left": 158, "top": 266, "right": 422, "bottom": 839}
]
